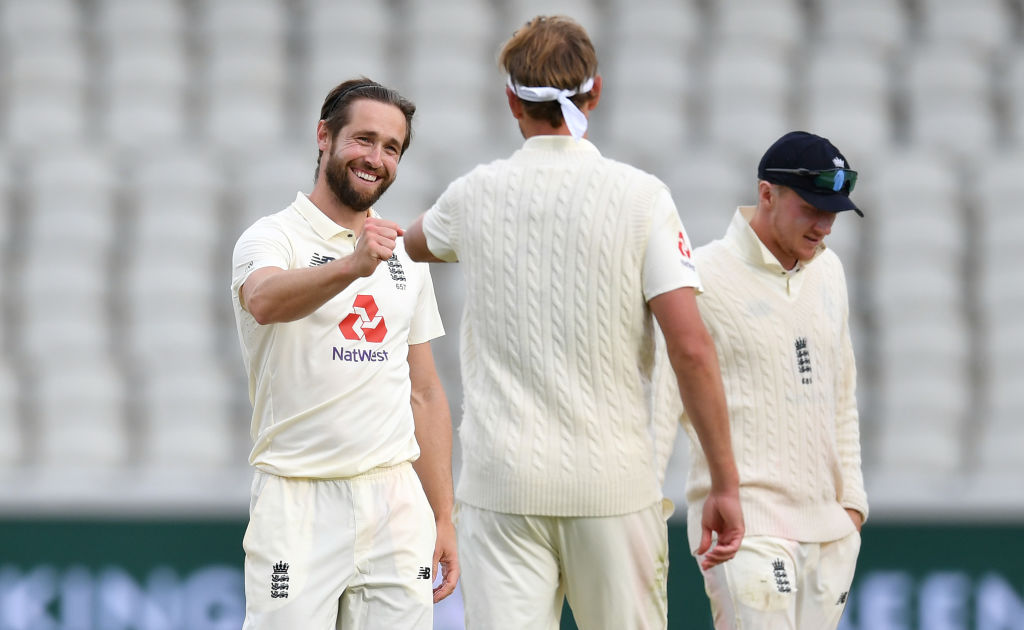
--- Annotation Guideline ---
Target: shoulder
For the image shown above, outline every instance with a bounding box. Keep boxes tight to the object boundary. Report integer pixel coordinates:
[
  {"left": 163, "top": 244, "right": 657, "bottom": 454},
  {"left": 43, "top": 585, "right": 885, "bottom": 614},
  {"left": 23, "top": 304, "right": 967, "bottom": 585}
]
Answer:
[
  {"left": 235, "top": 209, "right": 294, "bottom": 246},
  {"left": 694, "top": 238, "right": 729, "bottom": 267},
  {"left": 433, "top": 160, "right": 504, "bottom": 205},
  {"left": 692, "top": 239, "right": 740, "bottom": 297},
  {"left": 594, "top": 158, "right": 671, "bottom": 217},
  {"left": 815, "top": 247, "right": 847, "bottom": 277},
  {"left": 461, "top": 156, "right": 514, "bottom": 182},
  {"left": 601, "top": 155, "right": 667, "bottom": 187}
]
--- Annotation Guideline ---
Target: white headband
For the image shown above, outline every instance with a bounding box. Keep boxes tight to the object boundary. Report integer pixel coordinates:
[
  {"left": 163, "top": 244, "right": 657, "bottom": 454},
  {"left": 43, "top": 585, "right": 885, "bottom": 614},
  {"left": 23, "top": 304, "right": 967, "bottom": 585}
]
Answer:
[{"left": 506, "top": 76, "right": 596, "bottom": 140}]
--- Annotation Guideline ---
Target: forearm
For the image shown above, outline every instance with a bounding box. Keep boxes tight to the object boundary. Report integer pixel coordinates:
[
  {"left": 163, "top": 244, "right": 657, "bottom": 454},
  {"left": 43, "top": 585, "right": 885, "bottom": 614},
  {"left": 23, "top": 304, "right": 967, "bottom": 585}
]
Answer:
[
  {"left": 407, "top": 342, "right": 455, "bottom": 522},
  {"left": 649, "top": 289, "right": 738, "bottom": 491},
  {"left": 672, "top": 342, "right": 739, "bottom": 491},
  {"left": 836, "top": 325, "right": 868, "bottom": 519},
  {"left": 411, "top": 390, "right": 455, "bottom": 522},
  {"left": 245, "top": 257, "right": 362, "bottom": 324},
  {"left": 404, "top": 215, "right": 445, "bottom": 263}
]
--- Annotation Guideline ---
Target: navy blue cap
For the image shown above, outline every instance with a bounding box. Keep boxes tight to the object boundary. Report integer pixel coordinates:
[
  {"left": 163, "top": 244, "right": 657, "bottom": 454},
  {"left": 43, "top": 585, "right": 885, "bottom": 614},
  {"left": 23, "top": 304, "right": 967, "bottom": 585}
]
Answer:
[{"left": 757, "top": 131, "right": 863, "bottom": 216}]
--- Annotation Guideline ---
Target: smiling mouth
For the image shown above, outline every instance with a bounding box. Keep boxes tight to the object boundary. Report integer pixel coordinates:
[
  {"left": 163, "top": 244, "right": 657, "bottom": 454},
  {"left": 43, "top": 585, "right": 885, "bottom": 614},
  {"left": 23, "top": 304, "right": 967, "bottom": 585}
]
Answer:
[{"left": 353, "top": 169, "right": 380, "bottom": 183}]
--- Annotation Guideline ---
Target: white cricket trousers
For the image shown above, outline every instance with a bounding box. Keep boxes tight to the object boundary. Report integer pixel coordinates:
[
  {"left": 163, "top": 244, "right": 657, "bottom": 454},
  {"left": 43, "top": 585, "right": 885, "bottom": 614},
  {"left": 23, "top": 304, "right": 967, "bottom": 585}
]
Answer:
[
  {"left": 699, "top": 531, "right": 861, "bottom": 630},
  {"left": 241, "top": 463, "right": 436, "bottom": 630},
  {"left": 456, "top": 500, "right": 670, "bottom": 630}
]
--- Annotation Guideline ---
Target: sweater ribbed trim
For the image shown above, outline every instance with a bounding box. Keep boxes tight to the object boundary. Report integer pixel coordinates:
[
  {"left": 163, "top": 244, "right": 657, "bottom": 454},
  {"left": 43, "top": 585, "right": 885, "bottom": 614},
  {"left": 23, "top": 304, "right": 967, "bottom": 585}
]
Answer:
[
  {"left": 457, "top": 462, "right": 661, "bottom": 517},
  {"left": 686, "top": 491, "right": 857, "bottom": 553}
]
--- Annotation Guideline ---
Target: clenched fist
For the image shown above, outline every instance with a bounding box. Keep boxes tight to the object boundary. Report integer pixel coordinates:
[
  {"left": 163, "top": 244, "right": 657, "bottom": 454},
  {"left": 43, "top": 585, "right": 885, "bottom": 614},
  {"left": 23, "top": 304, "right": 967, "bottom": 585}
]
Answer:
[{"left": 352, "top": 217, "right": 404, "bottom": 276}]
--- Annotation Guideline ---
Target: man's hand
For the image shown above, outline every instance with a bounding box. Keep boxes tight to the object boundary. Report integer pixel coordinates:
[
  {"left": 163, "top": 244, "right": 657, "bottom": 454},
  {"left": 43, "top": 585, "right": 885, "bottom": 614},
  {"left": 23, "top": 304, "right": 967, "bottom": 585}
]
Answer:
[
  {"left": 352, "top": 218, "right": 403, "bottom": 277},
  {"left": 696, "top": 489, "right": 744, "bottom": 571},
  {"left": 431, "top": 519, "right": 459, "bottom": 603},
  {"left": 846, "top": 508, "right": 864, "bottom": 532}
]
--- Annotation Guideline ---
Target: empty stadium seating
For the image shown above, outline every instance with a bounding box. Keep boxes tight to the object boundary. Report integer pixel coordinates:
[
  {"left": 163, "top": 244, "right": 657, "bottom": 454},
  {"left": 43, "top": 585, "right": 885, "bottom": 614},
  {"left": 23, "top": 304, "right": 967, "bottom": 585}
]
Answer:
[{"left": 0, "top": 0, "right": 1020, "bottom": 518}]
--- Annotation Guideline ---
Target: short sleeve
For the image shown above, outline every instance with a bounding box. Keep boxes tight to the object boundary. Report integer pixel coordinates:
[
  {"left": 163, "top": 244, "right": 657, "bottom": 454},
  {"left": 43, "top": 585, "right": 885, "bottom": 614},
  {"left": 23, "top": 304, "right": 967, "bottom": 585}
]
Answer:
[
  {"left": 642, "top": 188, "right": 702, "bottom": 301},
  {"left": 230, "top": 219, "right": 292, "bottom": 299},
  {"left": 421, "top": 178, "right": 464, "bottom": 263}
]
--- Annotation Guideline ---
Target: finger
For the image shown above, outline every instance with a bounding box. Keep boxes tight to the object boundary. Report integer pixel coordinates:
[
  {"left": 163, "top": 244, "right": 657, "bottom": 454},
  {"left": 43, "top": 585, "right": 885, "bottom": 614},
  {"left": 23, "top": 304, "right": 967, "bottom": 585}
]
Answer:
[
  {"left": 700, "top": 546, "right": 728, "bottom": 570},
  {"left": 433, "top": 565, "right": 458, "bottom": 602},
  {"left": 370, "top": 242, "right": 395, "bottom": 261},
  {"left": 701, "top": 539, "right": 740, "bottom": 570},
  {"left": 695, "top": 526, "right": 712, "bottom": 556},
  {"left": 710, "top": 540, "right": 740, "bottom": 562},
  {"left": 365, "top": 218, "right": 403, "bottom": 237}
]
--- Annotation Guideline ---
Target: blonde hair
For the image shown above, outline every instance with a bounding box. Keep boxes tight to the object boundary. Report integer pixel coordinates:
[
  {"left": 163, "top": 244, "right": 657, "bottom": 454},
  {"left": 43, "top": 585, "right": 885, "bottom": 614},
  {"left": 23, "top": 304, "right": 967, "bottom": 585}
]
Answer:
[{"left": 499, "top": 15, "right": 598, "bottom": 128}]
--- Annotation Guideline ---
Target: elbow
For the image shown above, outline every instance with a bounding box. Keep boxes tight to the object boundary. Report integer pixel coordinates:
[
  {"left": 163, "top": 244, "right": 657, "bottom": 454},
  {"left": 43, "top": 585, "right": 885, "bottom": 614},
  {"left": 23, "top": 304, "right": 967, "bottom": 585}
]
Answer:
[
  {"left": 667, "top": 329, "right": 719, "bottom": 373},
  {"left": 248, "top": 304, "right": 275, "bottom": 326},
  {"left": 404, "top": 239, "right": 431, "bottom": 263},
  {"left": 244, "top": 292, "right": 278, "bottom": 325}
]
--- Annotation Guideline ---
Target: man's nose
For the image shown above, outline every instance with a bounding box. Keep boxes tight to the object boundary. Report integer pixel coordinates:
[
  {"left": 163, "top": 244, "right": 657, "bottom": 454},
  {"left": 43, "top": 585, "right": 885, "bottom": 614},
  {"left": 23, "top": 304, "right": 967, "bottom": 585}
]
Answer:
[
  {"left": 365, "top": 144, "right": 383, "bottom": 167},
  {"left": 817, "top": 213, "right": 835, "bottom": 234}
]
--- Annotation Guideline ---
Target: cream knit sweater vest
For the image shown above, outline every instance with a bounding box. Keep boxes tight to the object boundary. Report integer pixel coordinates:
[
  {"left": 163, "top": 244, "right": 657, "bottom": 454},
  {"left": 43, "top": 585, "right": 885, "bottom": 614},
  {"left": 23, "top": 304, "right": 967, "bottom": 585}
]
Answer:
[
  {"left": 684, "top": 208, "right": 868, "bottom": 551},
  {"left": 443, "top": 137, "right": 669, "bottom": 516}
]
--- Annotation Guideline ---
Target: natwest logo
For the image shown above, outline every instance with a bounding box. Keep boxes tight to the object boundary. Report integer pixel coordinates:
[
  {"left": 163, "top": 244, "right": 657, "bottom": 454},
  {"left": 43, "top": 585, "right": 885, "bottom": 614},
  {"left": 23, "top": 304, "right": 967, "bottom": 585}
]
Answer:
[{"left": 339, "top": 294, "right": 387, "bottom": 343}]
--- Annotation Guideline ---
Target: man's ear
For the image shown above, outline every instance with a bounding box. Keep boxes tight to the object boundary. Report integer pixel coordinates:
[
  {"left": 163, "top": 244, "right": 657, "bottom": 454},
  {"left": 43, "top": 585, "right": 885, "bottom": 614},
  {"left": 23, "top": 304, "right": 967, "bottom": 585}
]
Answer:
[
  {"left": 758, "top": 180, "right": 775, "bottom": 207},
  {"left": 316, "top": 120, "right": 331, "bottom": 152},
  {"left": 506, "top": 86, "right": 525, "bottom": 119},
  {"left": 583, "top": 74, "right": 602, "bottom": 112}
]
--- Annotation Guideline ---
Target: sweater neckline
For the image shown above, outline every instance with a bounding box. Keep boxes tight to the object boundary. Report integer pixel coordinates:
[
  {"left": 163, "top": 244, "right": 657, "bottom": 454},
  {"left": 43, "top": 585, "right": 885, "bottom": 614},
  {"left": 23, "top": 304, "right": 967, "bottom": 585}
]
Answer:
[
  {"left": 726, "top": 206, "right": 825, "bottom": 275},
  {"left": 520, "top": 135, "right": 601, "bottom": 155}
]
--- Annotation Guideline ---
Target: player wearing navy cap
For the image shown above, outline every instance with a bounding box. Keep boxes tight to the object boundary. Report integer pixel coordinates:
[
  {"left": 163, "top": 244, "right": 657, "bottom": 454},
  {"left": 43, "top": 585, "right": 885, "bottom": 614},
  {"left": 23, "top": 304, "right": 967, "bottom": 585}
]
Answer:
[{"left": 683, "top": 130, "right": 869, "bottom": 630}]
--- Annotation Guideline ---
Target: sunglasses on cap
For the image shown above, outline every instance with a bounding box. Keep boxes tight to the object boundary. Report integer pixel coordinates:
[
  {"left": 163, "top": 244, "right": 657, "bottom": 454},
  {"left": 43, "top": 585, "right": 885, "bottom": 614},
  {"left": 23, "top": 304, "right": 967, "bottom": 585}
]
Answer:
[{"left": 763, "top": 167, "right": 858, "bottom": 193}]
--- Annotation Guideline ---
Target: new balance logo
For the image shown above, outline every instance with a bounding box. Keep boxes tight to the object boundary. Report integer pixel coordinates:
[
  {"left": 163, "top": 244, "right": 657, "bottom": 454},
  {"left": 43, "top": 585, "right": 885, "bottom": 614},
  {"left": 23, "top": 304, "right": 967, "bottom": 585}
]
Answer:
[
  {"left": 339, "top": 294, "right": 387, "bottom": 343},
  {"left": 271, "top": 561, "right": 290, "bottom": 599},
  {"left": 417, "top": 567, "right": 431, "bottom": 580},
  {"left": 772, "top": 559, "right": 791, "bottom": 593},
  {"left": 309, "top": 252, "right": 335, "bottom": 267},
  {"left": 795, "top": 337, "right": 812, "bottom": 385},
  {"left": 836, "top": 591, "right": 849, "bottom": 605}
]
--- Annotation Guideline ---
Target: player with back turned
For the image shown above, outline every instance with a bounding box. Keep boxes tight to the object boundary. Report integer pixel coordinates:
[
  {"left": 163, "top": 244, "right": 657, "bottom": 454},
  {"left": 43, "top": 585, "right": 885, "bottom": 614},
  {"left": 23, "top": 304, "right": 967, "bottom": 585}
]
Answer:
[{"left": 404, "top": 15, "right": 743, "bottom": 630}]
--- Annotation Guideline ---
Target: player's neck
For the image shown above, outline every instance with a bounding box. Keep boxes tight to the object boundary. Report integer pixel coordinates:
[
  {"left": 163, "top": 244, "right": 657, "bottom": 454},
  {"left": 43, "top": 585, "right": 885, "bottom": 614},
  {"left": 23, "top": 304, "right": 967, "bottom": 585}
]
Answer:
[
  {"left": 518, "top": 117, "right": 574, "bottom": 139},
  {"left": 308, "top": 186, "right": 370, "bottom": 235}
]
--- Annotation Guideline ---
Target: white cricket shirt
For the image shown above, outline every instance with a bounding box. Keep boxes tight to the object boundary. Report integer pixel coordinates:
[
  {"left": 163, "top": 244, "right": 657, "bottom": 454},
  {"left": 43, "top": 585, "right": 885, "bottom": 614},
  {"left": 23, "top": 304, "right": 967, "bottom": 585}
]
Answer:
[{"left": 231, "top": 192, "right": 444, "bottom": 478}]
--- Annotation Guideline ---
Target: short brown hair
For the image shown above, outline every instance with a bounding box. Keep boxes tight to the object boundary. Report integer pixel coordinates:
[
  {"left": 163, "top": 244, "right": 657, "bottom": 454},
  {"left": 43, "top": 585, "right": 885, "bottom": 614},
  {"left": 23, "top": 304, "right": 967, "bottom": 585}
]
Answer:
[
  {"left": 499, "top": 15, "right": 598, "bottom": 129},
  {"left": 314, "top": 78, "right": 416, "bottom": 180}
]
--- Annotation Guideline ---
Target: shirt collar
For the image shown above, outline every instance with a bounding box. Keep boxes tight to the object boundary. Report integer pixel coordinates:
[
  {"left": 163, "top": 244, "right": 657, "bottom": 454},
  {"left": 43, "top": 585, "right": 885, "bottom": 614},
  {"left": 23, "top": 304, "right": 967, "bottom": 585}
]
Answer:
[
  {"left": 725, "top": 206, "right": 826, "bottom": 275},
  {"left": 291, "top": 192, "right": 380, "bottom": 241}
]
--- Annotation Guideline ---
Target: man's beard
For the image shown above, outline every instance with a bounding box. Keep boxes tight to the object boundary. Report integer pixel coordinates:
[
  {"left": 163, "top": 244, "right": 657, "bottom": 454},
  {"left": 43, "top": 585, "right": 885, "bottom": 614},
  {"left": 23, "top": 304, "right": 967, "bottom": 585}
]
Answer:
[{"left": 325, "top": 156, "right": 393, "bottom": 212}]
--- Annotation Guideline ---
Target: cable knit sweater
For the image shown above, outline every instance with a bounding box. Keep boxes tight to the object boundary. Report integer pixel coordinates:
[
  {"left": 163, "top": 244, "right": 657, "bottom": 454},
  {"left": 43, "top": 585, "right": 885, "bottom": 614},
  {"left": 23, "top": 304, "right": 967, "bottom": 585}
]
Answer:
[
  {"left": 422, "top": 136, "right": 699, "bottom": 517},
  {"left": 683, "top": 206, "right": 869, "bottom": 552}
]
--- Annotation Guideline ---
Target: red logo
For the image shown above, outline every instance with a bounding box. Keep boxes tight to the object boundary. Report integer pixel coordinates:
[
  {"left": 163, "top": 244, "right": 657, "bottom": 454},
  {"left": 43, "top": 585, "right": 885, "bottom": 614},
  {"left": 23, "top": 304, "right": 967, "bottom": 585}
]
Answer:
[
  {"left": 677, "top": 231, "right": 692, "bottom": 258},
  {"left": 339, "top": 295, "right": 387, "bottom": 343}
]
